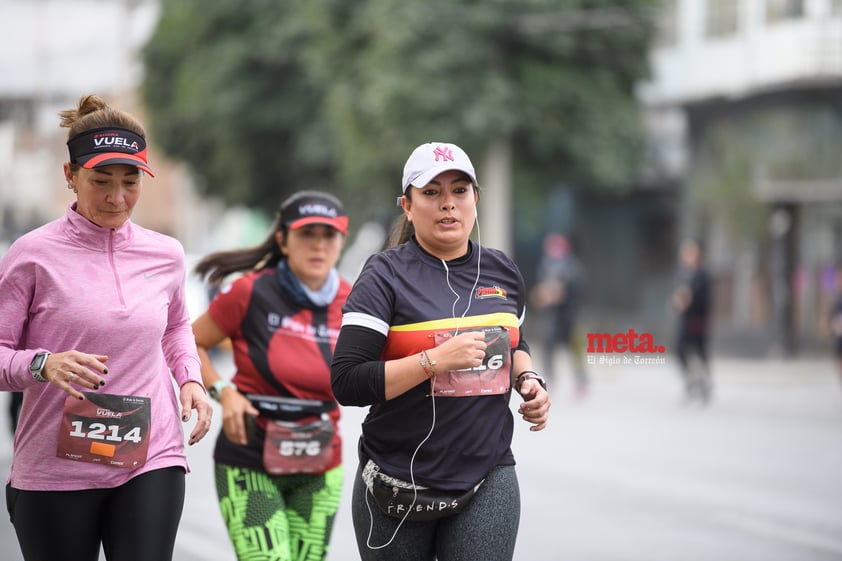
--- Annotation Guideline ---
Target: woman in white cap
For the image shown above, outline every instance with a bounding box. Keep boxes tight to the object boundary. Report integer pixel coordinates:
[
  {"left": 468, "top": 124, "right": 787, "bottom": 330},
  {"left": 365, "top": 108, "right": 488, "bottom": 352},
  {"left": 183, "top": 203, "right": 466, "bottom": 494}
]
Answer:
[
  {"left": 191, "top": 190, "right": 350, "bottom": 561},
  {"left": 0, "top": 94, "right": 212, "bottom": 561},
  {"left": 331, "top": 142, "right": 550, "bottom": 561}
]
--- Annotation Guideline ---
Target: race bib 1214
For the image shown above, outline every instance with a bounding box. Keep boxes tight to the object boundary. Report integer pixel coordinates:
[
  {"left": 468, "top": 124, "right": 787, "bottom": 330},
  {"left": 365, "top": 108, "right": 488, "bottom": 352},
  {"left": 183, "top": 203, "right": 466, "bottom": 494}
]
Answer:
[{"left": 56, "top": 392, "right": 151, "bottom": 468}]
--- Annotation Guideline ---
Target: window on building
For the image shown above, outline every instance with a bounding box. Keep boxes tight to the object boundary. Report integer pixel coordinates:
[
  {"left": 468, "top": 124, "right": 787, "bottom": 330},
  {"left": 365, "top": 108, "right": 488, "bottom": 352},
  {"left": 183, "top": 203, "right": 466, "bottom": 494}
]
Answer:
[
  {"left": 766, "top": 0, "right": 804, "bottom": 22},
  {"left": 655, "top": 0, "right": 678, "bottom": 46},
  {"left": 705, "top": 0, "right": 739, "bottom": 37}
]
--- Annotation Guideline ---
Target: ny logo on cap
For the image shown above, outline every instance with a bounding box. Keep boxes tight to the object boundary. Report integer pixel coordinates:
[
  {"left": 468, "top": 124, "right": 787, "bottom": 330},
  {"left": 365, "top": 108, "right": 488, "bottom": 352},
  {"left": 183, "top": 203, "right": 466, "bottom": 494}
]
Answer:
[{"left": 433, "top": 145, "right": 454, "bottom": 162}]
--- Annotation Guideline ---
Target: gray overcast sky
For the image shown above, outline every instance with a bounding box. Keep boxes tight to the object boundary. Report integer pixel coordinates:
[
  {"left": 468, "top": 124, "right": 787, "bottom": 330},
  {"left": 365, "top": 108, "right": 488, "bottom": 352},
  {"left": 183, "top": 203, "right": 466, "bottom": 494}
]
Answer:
[{"left": 0, "top": 0, "right": 158, "bottom": 100}]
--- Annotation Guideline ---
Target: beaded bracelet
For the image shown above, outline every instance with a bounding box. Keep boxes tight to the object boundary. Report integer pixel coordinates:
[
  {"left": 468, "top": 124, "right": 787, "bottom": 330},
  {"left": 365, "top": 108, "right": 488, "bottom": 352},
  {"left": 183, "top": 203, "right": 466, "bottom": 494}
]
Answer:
[
  {"left": 419, "top": 350, "right": 437, "bottom": 378},
  {"left": 515, "top": 370, "right": 547, "bottom": 393}
]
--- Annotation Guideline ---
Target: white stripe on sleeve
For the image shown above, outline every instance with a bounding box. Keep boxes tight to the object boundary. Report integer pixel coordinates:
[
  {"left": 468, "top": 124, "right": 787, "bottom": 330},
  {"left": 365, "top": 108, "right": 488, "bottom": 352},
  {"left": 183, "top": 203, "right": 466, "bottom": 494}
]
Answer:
[{"left": 341, "top": 312, "right": 390, "bottom": 336}]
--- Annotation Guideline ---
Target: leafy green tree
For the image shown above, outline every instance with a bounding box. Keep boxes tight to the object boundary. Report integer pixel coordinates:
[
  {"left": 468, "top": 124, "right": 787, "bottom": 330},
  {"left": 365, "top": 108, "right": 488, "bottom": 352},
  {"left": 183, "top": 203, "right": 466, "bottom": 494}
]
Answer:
[
  {"left": 142, "top": 0, "right": 656, "bottom": 222},
  {"left": 142, "top": 0, "right": 338, "bottom": 205}
]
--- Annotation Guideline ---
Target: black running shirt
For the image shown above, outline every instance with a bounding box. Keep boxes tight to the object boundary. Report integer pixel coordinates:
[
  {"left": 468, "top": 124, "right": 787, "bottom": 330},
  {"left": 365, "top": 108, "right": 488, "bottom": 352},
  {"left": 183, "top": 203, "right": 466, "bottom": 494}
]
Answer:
[{"left": 336, "top": 238, "right": 529, "bottom": 490}]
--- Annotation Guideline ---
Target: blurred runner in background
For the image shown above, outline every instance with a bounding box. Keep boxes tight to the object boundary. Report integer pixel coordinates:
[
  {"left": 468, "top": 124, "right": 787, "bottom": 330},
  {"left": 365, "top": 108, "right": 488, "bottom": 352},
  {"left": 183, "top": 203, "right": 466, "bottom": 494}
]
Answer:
[
  {"left": 530, "top": 233, "right": 588, "bottom": 397},
  {"left": 829, "top": 267, "right": 842, "bottom": 385},
  {"left": 672, "top": 238, "right": 713, "bottom": 404}
]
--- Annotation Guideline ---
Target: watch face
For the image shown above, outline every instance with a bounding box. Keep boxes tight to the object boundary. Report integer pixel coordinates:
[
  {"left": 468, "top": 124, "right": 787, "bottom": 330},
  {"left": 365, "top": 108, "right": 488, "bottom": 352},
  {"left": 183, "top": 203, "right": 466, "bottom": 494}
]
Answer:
[{"left": 30, "top": 352, "right": 47, "bottom": 372}]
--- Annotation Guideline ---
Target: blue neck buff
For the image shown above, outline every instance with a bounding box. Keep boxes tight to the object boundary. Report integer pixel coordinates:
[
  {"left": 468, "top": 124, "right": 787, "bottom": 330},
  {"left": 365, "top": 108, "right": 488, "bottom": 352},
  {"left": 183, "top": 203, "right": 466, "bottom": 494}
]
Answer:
[{"left": 276, "top": 260, "right": 339, "bottom": 308}]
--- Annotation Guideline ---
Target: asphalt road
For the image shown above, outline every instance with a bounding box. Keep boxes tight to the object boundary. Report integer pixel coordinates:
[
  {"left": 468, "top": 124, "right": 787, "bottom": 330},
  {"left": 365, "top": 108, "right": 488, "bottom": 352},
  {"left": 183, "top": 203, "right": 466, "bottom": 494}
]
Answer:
[{"left": 2, "top": 354, "right": 841, "bottom": 561}]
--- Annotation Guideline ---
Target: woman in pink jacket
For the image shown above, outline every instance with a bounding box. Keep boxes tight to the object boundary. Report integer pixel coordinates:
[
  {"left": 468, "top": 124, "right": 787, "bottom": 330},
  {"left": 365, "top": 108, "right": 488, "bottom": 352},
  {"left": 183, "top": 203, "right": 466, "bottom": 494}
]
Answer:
[{"left": 0, "top": 94, "right": 212, "bottom": 561}]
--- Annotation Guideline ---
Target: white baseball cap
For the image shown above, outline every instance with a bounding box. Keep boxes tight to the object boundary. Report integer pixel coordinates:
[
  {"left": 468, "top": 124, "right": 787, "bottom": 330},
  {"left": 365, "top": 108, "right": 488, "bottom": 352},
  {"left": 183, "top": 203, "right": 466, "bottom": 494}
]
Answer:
[{"left": 401, "top": 142, "right": 478, "bottom": 193}]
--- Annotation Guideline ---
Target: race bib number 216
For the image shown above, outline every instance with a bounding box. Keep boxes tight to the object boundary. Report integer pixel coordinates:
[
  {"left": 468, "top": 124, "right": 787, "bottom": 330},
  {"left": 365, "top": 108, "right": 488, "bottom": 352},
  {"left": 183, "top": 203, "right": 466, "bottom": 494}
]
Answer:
[{"left": 432, "top": 326, "right": 512, "bottom": 397}]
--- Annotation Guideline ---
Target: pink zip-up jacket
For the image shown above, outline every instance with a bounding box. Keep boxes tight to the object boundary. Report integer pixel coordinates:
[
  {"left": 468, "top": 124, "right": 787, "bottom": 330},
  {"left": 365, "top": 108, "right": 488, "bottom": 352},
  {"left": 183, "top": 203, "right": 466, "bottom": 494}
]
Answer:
[{"left": 0, "top": 203, "right": 203, "bottom": 491}]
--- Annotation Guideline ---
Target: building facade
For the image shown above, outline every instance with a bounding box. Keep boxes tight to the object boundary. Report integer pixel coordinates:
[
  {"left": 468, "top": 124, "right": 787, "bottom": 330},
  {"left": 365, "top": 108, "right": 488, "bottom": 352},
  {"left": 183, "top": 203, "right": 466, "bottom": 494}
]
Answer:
[{"left": 639, "top": 0, "right": 842, "bottom": 355}]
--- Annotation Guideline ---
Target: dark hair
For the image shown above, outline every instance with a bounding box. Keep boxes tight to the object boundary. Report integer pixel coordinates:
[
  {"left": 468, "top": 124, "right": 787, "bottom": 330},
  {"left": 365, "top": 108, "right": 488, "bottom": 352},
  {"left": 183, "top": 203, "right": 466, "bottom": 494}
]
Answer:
[
  {"left": 195, "top": 190, "right": 343, "bottom": 285},
  {"left": 387, "top": 183, "right": 481, "bottom": 248},
  {"left": 59, "top": 95, "right": 146, "bottom": 172},
  {"left": 386, "top": 210, "right": 414, "bottom": 249}
]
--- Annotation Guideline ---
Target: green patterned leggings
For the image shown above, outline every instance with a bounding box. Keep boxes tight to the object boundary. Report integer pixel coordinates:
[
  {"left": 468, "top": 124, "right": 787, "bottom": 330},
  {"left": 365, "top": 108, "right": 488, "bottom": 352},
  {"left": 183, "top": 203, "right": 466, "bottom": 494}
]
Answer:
[{"left": 215, "top": 463, "right": 344, "bottom": 561}]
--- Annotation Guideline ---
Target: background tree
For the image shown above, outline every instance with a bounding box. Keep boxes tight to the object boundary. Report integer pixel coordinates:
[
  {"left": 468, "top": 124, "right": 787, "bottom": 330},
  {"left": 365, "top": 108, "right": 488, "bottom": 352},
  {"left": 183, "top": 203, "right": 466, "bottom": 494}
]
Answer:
[
  {"left": 142, "top": 1, "right": 338, "bottom": 205},
  {"left": 142, "top": 0, "right": 656, "bottom": 225}
]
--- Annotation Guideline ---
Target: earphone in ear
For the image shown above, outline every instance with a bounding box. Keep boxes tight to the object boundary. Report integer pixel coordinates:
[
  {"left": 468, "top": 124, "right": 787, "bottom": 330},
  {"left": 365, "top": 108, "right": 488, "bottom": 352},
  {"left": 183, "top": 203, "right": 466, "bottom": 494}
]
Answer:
[{"left": 474, "top": 206, "right": 478, "bottom": 218}]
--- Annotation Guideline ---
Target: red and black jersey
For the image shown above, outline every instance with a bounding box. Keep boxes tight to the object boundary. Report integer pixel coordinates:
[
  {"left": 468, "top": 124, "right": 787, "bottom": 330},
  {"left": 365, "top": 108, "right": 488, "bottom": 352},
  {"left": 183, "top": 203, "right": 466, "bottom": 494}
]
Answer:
[
  {"left": 336, "top": 238, "right": 529, "bottom": 490},
  {"left": 209, "top": 266, "right": 351, "bottom": 471}
]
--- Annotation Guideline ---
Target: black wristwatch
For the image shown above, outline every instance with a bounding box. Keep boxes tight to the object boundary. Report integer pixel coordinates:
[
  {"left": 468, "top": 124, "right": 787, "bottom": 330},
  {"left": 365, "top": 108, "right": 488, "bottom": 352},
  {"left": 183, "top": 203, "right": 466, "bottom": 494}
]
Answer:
[
  {"left": 29, "top": 351, "right": 50, "bottom": 383},
  {"left": 514, "top": 370, "right": 547, "bottom": 394}
]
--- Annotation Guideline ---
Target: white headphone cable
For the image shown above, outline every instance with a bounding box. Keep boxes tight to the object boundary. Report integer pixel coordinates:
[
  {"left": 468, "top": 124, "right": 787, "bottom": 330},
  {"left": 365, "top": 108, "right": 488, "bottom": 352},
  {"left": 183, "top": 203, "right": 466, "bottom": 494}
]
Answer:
[{"left": 365, "top": 375, "right": 437, "bottom": 549}]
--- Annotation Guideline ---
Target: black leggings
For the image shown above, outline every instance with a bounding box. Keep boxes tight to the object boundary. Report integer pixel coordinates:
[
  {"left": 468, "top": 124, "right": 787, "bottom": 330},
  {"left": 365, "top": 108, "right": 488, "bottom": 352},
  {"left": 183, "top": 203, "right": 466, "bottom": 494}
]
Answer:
[
  {"left": 352, "top": 464, "right": 521, "bottom": 561},
  {"left": 6, "top": 466, "right": 185, "bottom": 561}
]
